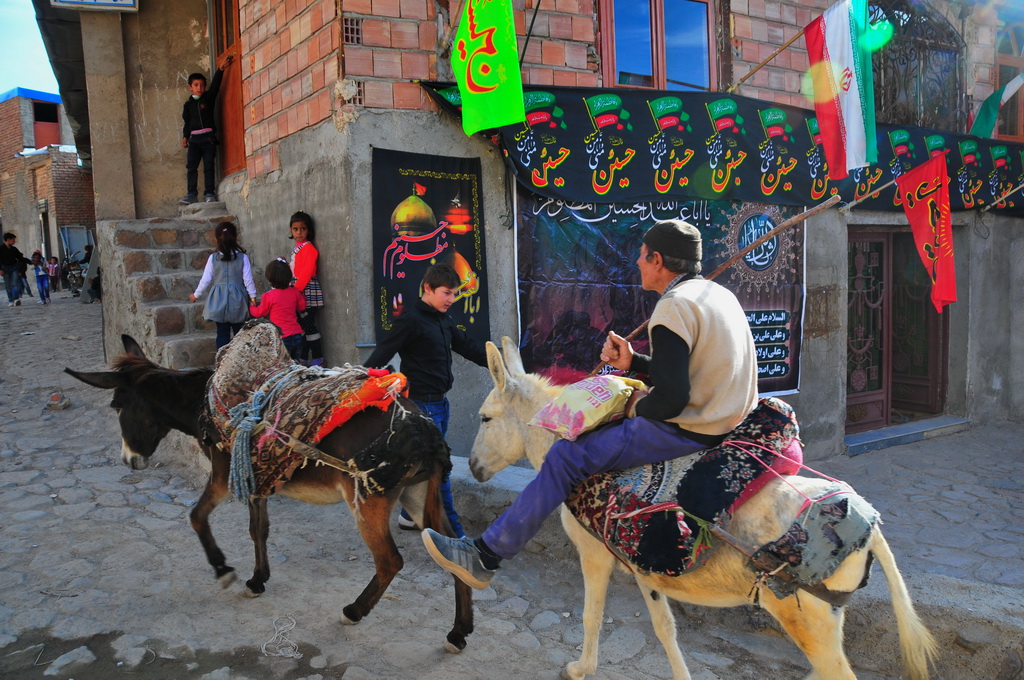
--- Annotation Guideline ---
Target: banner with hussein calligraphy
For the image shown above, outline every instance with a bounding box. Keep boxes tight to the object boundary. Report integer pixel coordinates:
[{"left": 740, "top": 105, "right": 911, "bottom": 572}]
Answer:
[
  {"left": 371, "top": 147, "right": 490, "bottom": 342},
  {"left": 423, "top": 82, "right": 1024, "bottom": 217},
  {"left": 517, "top": 186, "right": 804, "bottom": 394}
]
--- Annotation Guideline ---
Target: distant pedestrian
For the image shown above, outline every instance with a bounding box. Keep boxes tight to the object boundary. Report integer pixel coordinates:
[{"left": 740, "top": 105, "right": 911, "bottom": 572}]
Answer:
[
  {"left": 82, "top": 267, "right": 102, "bottom": 304},
  {"left": 189, "top": 221, "right": 256, "bottom": 349},
  {"left": 180, "top": 54, "right": 234, "bottom": 204},
  {"left": 1, "top": 232, "right": 31, "bottom": 307},
  {"left": 47, "top": 256, "right": 60, "bottom": 293},
  {"left": 31, "top": 252, "right": 51, "bottom": 304},
  {"left": 249, "top": 258, "right": 306, "bottom": 361}
]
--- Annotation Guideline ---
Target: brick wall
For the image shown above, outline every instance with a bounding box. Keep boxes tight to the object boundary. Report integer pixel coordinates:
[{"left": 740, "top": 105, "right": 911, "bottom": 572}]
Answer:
[
  {"left": 338, "top": 0, "right": 598, "bottom": 112},
  {"left": 239, "top": 0, "right": 340, "bottom": 178},
  {"left": 233, "top": 0, "right": 1001, "bottom": 179},
  {"left": 50, "top": 150, "right": 96, "bottom": 228}
]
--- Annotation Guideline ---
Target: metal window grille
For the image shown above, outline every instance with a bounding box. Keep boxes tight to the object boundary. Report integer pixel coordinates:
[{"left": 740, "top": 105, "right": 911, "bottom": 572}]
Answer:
[{"left": 870, "top": 0, "right": 966, "bottom": 131}]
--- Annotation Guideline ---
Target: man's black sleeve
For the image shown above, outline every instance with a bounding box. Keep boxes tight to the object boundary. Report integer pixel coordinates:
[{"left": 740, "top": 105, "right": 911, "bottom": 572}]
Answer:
[{"left": 633, "top": 325, "right": 691, "bottom": 421}]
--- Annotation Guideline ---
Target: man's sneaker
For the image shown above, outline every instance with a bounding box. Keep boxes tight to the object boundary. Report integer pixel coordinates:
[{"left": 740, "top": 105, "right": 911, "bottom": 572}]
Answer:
[
  {"left": 7, "top": 302, "right": 13, "bottom": 307},
  {"left": 421, "top": 529, "right": 495, "bottom": 589},
  {"left": 397, "top": 514, "right": 419, "bottom": 531},
  {"left": 13, "top": 299, "right": 20, "bottom": 306},
  {"left": 179, "top": 194, "right": 197, "bottom": 205},
  {"left": 204, "top": 193, "right": 217, "bottom": 202}
]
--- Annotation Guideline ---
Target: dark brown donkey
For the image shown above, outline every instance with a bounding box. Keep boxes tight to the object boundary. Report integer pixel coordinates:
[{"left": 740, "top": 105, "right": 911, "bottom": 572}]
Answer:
[{"left": 66, "top": 335, "right": 474, "bottom": 652}]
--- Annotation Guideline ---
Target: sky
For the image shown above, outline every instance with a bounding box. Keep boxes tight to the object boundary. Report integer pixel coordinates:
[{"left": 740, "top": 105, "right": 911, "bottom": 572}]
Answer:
[{"left": 0, "top": 0, "right": 60, "bottom": 95}]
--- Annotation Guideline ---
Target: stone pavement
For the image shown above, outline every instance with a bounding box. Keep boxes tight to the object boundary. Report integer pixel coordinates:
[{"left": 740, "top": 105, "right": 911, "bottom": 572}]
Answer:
[{"left": 1, "top": 291, "right": 1022, "bottom": 680}]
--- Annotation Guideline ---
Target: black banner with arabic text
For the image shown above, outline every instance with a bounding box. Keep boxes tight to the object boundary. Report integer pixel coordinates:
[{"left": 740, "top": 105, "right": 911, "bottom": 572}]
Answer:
[
  {"left": 423, "top": 82, "right": 1024, "bottom": 216},
  {"left": 371, "top": 147, "right": 490, "bottom": 343},
  {"left": 517, "top": 187, "right": 804, "bottom": 394}
]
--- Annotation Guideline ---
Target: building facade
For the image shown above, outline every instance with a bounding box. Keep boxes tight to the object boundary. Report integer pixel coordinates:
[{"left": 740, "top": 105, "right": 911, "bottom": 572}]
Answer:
[
  {"left": 0, "top": 88, "right": 95, "bottom": 262},
  {"left": 34, "top": 0, "right": 1024, "bottom": 459}
]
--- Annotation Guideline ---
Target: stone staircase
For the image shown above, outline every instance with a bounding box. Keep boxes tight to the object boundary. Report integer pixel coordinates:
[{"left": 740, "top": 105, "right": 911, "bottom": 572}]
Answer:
[{"left": 97, "top": 202, "right": 235, "bottom": 369}]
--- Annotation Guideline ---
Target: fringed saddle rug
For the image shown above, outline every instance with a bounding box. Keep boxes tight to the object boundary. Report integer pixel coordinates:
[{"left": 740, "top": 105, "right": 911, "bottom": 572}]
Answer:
[
  {"left": 565, "top": 397, "right": 804, "bottom": 577},
  {"left": 202, "top": 320, "right": 445, "bottom": 499},
  {"left": 754, "top": 481, "right": 879, "bottom": 598}
]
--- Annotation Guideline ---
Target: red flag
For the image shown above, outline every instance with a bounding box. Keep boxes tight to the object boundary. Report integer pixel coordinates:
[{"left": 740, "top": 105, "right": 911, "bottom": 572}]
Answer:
[{"left": 894, "top": 154, "right": 956, "bottom": 312}]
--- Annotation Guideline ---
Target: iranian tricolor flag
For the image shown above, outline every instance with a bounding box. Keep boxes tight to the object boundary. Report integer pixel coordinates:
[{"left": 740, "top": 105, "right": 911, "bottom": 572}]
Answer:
[{"left": 804, "top": 0, "right": 877, "bottom": 180}]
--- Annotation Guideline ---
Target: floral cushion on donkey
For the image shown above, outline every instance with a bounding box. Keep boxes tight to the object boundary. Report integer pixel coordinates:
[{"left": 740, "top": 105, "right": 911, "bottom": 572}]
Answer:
[{"left": 565, "top": 397, "right": 803, "bottom": 576}]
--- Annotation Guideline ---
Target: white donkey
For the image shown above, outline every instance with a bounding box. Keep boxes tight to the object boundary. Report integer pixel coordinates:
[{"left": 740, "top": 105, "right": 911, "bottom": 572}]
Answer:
[{"left": 469, "top": 337, "right": 937, "bottom": 680}]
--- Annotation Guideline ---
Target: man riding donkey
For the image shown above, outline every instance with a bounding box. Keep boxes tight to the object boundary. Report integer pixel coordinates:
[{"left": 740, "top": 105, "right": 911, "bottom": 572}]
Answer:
[{"left": 423, "top": 219, "right": 766, "bottom": 588}]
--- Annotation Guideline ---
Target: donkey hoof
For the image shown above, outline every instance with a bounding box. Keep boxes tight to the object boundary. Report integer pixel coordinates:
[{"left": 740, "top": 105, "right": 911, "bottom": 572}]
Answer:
[
  {"left": 243, "top": 580, "right": 265, "bottom": 597},
  {"left": 217, "top": 570, "right": 237, "bottom": 589},
  {"left": 443, "top": 637, "right": 466, "bottom": 654},
  {"left": 562, "top": 662, "right": 587, "bottom": 680},
  {"left": 341, "top": 605, "right": 362, "bottom": 625}
]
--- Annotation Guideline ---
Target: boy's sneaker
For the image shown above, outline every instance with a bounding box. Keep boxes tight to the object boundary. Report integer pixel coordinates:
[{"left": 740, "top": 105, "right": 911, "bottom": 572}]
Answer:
[
  {"left": 204, "top": 193, "right": 217, "bottom": 202},
  {"left": 397, "top": 514, "right": 419, "bottom": 531},
  {"left": 179, "top": 194, "right": 197, "bottom": 204},
  {"left": 14, "top": 299, "right": 20, "bottom": 306},
  {"left": 421, "top": 530, "right": 496, "bottom": 590}
]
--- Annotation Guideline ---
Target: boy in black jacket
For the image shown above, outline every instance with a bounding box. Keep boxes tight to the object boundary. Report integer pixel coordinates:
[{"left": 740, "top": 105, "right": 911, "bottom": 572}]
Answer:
[
  {"left": 180, "top": 54, "right": 233, "bottom": 204},
  {"left": 366, "top": 264, "right": 489, "bottom": 537}
]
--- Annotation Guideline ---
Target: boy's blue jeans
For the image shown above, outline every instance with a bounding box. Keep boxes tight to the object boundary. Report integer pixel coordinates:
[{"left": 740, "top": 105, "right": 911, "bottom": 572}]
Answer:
[
  {"left": 407, "top": 397, "right": 464, "bottom": 537},
  {"left": 3, "top": 265, "right": 21, "bottom": 302},
  {"left": 482, "top": 417, "right": 708, "bottom": 560}
]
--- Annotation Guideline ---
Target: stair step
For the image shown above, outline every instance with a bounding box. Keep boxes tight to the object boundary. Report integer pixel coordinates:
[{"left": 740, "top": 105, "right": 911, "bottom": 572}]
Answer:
[
  {"left": 155, "top": 332, "right": 217, "bottom": 369},
  {"left": 147, "top": 301, "right": 215, "bottom": 337}
]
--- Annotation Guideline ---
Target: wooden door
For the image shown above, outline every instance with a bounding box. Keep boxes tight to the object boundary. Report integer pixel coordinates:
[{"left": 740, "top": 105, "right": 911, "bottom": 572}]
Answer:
[
  {"left": 213, "top": 0, "right": 244, "bottom": 176},
  {"left": 846, "top": 230, "right": 947, "bottom": 433},
  {"left": 846, "top": 233, "right": 891, "bottom": 433},
  {"left": 890, "top": 233, "right": 948, "bottom": 414}
]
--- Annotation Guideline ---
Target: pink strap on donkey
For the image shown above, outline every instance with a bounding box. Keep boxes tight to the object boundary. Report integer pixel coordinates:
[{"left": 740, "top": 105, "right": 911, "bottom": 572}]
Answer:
[{"left": 719, "top": 439, "right": 851, "bottom": 516}]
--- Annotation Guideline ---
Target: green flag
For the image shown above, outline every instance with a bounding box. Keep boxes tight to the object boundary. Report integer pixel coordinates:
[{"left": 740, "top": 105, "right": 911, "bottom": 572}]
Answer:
[
  {"left": 451, "top": 0, "right": 525, "bottom": 136},
  {"left": 969, "top": 72, "right": 1024, "bottom": 138}
]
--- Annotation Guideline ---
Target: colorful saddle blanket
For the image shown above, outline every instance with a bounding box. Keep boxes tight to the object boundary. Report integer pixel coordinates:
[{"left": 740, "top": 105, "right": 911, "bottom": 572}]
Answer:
[
  {"left": 565, "top": 397, "right": 803, "bottom": 576},
  {"left": 755, "top": 481, "right": 880, "bottom": 599},
  {"left": 203, "top": 320, "right": 416, "bottom": 498}
]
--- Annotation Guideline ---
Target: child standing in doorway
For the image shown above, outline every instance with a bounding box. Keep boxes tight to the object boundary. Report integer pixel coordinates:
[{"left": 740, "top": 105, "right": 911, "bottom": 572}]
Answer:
[
  {"left": 288, "top": 211, "right": 325, "bottom": 366},
  {"left": 31, "top": 252, "right": 51, "bottom": 304},
  {"left": 190, "top": 221, "right": 256, "bottom": 349},
  {"left": 249, "top": 258, "right": 306, "bottom": 361},
  {"left": 179, "top": 54, "right": 234, "bottom": 204}
]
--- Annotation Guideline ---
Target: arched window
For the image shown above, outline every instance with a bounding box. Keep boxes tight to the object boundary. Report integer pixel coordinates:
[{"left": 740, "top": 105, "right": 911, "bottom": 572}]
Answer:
[
  {"left": 996, "top": 24, "right": 1024, "bottom": 142},
  {"left": 871, "top": 0, "right": 966, "bottom": 131}
]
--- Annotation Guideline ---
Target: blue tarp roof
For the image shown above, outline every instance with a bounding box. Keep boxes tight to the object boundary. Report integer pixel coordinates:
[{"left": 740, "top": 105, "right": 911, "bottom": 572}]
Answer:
[{"left": 0, "top": 87, "right": 61, "bottom": 105}]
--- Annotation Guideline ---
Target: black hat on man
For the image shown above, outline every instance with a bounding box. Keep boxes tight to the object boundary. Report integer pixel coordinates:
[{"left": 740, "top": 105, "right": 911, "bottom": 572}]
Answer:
[{"left": 643, "top": 220, "right": 702, "bottom": 262}]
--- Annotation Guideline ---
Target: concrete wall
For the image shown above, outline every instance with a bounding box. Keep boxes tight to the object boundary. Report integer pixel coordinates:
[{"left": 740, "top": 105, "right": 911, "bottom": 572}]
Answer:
[
  {"left": 121, "top": 0, "right": 211, "bottom": 215},
  {"left": 221, "top": 109, "right": 517, "bottom": 458}
]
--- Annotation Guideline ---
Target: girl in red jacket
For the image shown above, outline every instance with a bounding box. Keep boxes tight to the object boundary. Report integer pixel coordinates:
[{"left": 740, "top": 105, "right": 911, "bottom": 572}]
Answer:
[
  {"left": 249, "top": 258, "right": 306, "bottom": 360},
  {"left": 288, "top": 211, "right": 325, "bottom": 366}
]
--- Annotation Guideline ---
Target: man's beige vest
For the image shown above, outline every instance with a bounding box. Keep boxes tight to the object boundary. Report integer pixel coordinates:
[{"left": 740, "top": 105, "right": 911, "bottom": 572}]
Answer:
[{"left": 649, "top": 278, "right": 759, "bottom": 435}]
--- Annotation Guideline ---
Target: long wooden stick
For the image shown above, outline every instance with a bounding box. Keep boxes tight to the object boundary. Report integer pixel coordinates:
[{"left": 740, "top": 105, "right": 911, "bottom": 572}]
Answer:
[
  {"left": 587, "top": 194, "right": 841, "bottom": 377},
  {"left": 981, "top": 179, "right": 1024, "bottom": 213},
  {"left": 837, "top": 176, "right": 898, "bottom": 214},
  {"left": 726, "top": 29, "right": 805, "bottom": 94}
]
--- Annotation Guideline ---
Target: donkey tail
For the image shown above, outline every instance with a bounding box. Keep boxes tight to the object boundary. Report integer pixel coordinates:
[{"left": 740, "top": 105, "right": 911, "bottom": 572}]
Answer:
[{"left": 870, "top": 529, "right": 938, "bottom": 680}]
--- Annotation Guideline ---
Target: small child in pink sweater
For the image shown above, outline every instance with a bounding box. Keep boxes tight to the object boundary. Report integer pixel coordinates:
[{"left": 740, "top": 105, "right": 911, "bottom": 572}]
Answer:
[{"left": 249, "top": 258, "right": 306, "bottom": 361}]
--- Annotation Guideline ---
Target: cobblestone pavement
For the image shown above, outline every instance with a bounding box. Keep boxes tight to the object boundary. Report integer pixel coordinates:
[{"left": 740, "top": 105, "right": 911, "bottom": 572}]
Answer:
[{"left": 1, "top": 293, "right": 1022, "bottom": 680}]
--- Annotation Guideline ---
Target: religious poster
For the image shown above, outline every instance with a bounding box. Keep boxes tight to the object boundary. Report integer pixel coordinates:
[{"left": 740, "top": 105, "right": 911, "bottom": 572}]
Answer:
[
  {"left": 517, "top": 187, "right": 804, "bottom": 394},
  {"left": 371, "top": 148, "right": 489, "bottom": 342},
  {"left": 423, "top": 82, "right": 1024, "bottom": 216}
]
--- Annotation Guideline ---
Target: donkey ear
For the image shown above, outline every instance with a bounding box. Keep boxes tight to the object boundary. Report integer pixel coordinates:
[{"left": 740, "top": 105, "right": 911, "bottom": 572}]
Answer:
[
  {"left": 64, "top": 367, "right": 129, "bottom": 391},
  {"left": 500, "top": 336, "right": 526, "bottom": 377},
  {"left": 121, "top": 335, "right": 146, "bottom": 359},
  {"left": 485, "top": 341, "right": 508, "bottom": 393}
]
